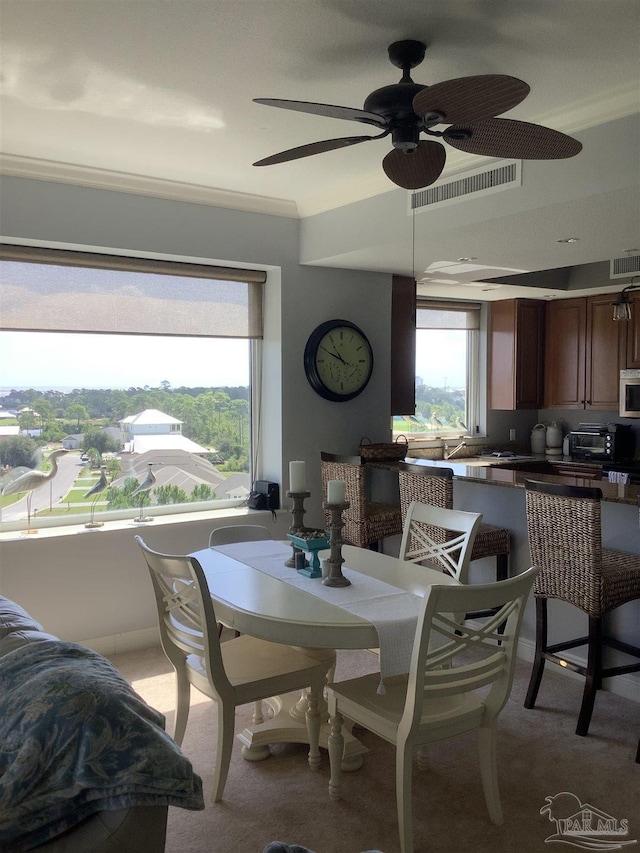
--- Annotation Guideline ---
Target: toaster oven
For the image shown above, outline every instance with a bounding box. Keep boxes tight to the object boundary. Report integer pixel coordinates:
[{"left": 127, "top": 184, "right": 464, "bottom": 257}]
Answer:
[{"left": 568, "top": 423, "right": 634, "bottom": 462}]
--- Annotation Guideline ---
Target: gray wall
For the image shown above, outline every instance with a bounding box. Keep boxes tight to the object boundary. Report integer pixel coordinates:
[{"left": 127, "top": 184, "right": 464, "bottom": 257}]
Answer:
[
  {"left": 1, "top": 175, "right": 638, "bottom": 705},
  {"left": 0, "top": 175, "right": 392, "bottom": 639}
]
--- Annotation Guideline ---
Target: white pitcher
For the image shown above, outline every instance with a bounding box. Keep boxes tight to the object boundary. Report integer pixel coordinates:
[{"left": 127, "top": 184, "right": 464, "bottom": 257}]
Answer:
[
  {"left": 530, "top": 423, "right": 546, "bottom": 455},
  {"left": 545, "top": 421, "right": 563, "bottom": 456}
]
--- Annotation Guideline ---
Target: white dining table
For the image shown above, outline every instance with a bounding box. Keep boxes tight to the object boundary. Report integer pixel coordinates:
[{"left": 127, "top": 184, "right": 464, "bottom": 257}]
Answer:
[{"left": 190, "top": 540, "right": 458, "bottom": 769}]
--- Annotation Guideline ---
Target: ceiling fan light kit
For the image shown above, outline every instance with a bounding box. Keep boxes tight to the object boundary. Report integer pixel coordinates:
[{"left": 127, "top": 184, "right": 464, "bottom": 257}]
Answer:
[{"left": 253, "top": 40, "right": 582, "bottom": 190}]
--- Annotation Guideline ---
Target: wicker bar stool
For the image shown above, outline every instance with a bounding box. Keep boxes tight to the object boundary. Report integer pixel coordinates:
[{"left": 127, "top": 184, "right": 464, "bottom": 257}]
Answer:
[
  {"left": 320, "top": 452, "right": 402, "bottom": 550},
  {"left": 524, "top": 479, "right": 640, "bottom": 736},
  {"left": 397, "top": 462, "right": 511, "bottom": 583}
]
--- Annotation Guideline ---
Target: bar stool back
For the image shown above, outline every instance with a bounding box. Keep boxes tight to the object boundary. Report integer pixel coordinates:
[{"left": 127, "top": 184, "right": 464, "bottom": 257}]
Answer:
[
  {"left": 320, "top": 452, "right": 402, "bottom": 550},
  {"left": 397, "top": 462, "right": 511, "bottom": 582},
  {"left": 524, "top": 479, "right": 640, "bottom": 736}
]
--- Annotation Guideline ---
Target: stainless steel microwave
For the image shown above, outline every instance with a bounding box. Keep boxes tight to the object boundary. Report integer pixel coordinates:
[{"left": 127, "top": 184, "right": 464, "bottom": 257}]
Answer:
[{"left": 620, "top": 369, "right": 640, "bottom": 418}]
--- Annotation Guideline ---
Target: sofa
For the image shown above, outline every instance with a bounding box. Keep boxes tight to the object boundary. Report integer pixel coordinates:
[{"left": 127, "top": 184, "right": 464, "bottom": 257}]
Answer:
[{"left": 0, "top": 596, "right": 204, "bottom": 852}]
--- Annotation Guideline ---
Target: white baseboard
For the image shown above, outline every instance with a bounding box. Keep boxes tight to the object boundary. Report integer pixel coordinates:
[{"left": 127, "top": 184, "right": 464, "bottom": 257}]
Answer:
[{"left": 82, "top": 626, "right": 160, "bottom": 657}]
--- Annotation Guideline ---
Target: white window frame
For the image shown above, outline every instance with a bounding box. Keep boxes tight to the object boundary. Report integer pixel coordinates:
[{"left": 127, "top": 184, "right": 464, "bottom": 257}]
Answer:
[
  {"left": 0, "top": 245, "right": 265, "bottom": 532},
  {"left": 402, "top": 299, "right": 484, "bottom": 441}
]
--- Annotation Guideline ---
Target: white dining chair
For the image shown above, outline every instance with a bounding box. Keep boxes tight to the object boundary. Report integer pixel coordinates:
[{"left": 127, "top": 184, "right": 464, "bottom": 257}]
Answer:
[
  {"left": 398, "top": 500, "right": 483, "bottom": 583},
  {"left": 208, "top": 524, "right": 272, "bottom": 548},
  {"left": 135, "top": 536, "right": 336, "bottom": 803},
  {"left": 326, "top": 567, "right": 538, "bottom": 853},
  {"left": 209, "top": 524, "right": 273, "bottom": 637}
]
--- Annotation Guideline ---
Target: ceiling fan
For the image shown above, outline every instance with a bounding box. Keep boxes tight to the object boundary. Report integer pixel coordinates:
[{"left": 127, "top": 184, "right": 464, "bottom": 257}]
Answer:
[{"left": 253, "top": 40, "right": 582, "bottom": 190}]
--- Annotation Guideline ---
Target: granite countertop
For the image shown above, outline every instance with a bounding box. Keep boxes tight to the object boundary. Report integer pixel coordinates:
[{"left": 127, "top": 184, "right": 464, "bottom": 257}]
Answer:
[{"left": 402, "top": 455, "right": 640, "bottom": 506}]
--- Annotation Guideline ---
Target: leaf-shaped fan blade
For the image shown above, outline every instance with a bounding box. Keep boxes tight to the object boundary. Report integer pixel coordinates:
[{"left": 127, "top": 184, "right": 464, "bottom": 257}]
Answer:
[
  {"left": 444, "top": 118, "right": 582, "bottom": 159},
  {"left": 253, "top": 132, "right": 387, "bottom": 166},
  {"left": 382, "top": 141, "right": 446, "bottom": 190},
  {"left": 254, "top": 98, "right": 387, "bottom": 128},
  {"left": 413, "top": 75, "right": 530, "bottom": 124}
]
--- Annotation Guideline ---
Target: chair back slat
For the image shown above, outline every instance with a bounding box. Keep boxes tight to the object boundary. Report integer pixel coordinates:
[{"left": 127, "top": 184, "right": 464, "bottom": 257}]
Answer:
[
  {"left": 209, "top": 525, "right": 272, "bottom": 548},
  {"left": 135, "top": 536, "right": 232, "bottom": 698},
  {"left": 399, "top": 500, "right": 482, "bottom": 582},
  {"left": 401, "top": 567, "right": 538, "bottom": 731}
]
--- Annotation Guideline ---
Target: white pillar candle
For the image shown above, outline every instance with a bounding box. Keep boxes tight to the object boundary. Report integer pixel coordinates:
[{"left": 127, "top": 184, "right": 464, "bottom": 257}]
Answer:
[
  {"left": 327, "top": 479, "right": 346, "bottom": 504},
  {"left": 289, "top": 460, "right": 307, "bottom": 492}
]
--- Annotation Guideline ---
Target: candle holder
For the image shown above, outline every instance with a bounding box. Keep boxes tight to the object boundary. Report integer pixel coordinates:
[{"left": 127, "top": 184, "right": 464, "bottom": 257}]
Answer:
[
  {"left": 285, "top": 490, "right": 311, "bottom": 567},
  {"left": 321, "top": 500, "right": 351, "bottom": 587}
]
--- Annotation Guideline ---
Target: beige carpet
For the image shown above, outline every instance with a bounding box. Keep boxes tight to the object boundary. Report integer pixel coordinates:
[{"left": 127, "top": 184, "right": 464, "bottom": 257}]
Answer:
[{"left": 109, "top": 644, "right": 639, "bottom": 853}]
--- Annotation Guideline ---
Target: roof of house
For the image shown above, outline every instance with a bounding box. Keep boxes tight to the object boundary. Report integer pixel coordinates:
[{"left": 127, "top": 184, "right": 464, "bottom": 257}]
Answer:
[
  {"left": 126, "top": 434, "right": 209, "bottom": 455},
  {"left": 113, "top": 448, "right": 230, "bottom": 493},
  {"left": 120, "top": 409, "right": 182, "bottom": 426}
]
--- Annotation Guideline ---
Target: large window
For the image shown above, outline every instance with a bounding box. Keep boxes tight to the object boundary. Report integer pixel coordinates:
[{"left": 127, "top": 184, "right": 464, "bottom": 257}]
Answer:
[
  {"left": 394, "top": 300, "right": 481, "bottom": 440},
  {"left": 0, "top": 246, "right": 265, "bottom": 531}
]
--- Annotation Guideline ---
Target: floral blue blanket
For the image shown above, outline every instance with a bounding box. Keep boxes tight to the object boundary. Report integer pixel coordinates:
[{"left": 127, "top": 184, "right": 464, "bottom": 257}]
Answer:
[{"left": 0, "top": 640, "right": 203, "bottom": 852}]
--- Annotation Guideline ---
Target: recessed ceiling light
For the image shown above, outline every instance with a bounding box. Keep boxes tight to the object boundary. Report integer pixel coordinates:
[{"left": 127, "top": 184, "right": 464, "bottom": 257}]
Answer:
[
  {"left": 557, "top": 237, "right": 580, "bottom": 243},
  {"left": 457, "top": 257, "right": 478, "bottom": 262}
]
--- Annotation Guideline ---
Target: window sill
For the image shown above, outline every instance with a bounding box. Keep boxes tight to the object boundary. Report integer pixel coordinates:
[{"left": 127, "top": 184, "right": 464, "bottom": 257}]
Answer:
[{"left": 0, "top": 506, "right": 280, "bottom": 543}]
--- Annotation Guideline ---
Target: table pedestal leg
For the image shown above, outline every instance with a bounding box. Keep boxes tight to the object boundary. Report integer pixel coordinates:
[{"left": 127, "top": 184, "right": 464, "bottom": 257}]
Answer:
[{"left": 237, "top": 690, "right": 367, "bottom": 771}]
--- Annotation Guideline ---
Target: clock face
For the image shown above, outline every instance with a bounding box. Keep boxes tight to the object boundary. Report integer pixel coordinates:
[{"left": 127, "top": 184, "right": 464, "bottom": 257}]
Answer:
[{"left": 304, "top": 320, "right": 373, "bottom": 402}]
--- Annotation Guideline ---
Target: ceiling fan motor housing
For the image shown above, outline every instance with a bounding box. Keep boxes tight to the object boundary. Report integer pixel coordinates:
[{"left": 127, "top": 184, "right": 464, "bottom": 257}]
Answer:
[{"left": 363, "top": 82, "right": 426, "bottom": 150}]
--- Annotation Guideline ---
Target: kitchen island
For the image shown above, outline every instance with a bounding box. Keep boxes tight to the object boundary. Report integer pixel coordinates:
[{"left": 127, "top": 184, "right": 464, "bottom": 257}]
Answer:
[
  {"left": 402, "top": 454, "right": 640, "bottom": 506},
  {"left": 388, "top": 453, "right": 640, "bottom": 707}
]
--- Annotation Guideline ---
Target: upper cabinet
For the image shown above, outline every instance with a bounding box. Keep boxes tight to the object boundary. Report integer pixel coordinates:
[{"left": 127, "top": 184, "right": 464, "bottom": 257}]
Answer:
[
  {"left": 625, "top": 291, "right": 640, "bottom": 369},
  {"left": 390, "top": 275, "right": 416, "bottom": 415},
  {"left": 544, "top": 293, "right": 624, "bottom": 410},
  {"left": 489, "top": 299, "right": 545, "bottom": 410}
]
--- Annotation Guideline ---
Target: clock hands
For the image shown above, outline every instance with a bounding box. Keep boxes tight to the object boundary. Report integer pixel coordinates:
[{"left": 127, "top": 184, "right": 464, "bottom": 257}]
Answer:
[
  {"left": 319, "top": 344, "right": 346, "bottom": 365},
  {"left": 327, "top": 338, "right": 349, "bottom": 365}
]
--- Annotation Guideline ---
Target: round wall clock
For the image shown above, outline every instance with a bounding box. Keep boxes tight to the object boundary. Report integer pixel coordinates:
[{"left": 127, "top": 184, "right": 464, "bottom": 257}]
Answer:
[{"left": 304, "top": 319, "right": 374, "bottom": 402}]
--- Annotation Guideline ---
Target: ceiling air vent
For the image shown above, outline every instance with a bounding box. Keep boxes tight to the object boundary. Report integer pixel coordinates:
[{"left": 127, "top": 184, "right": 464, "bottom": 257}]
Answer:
[
  {"left": 410, "top": 161, "right": 521, "bottom": 213},
  {"left": 610, "top": 255, "right": 640, "bottom": 279}
]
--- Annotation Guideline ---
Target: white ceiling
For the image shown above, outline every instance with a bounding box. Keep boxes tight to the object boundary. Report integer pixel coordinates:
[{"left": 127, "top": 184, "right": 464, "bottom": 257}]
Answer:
[{"left": 1, "top": 0, "right": 639, "bottom": 300}]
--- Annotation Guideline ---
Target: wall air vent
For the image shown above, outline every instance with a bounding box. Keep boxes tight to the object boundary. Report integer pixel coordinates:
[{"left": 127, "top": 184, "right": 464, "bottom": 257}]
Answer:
[
  {"left": 409, "top": 161, "right": 521, "bottom": 213},
  {"left": 610, "top": 255, "right": 640, "bottom": 279}
]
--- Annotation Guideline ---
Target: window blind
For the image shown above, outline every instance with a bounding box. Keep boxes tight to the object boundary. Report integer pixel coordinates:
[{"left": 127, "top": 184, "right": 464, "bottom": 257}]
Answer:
[
  {"left": 0, "top": 245, "right": 266, "bottom": 339},
  {"left": 415, "top": 299, "right": 481, "bottom": 331}
]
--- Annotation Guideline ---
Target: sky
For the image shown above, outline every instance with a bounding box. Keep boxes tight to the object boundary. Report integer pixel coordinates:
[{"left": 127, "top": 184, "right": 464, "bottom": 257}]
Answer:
[
  {"left": 415, "top": 330, "right": 466, "bottom": 388},
  {"left": 0, "top": 331, "right": 250, "bottom": 390},
  {"left": 0, "top": 329, "right": 465, "bottom": 392}
]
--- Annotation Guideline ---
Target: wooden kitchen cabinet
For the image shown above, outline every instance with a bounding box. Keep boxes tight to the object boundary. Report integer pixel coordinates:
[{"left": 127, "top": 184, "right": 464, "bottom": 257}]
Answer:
[
  {"left": 544, "top": 293, "right": 624, "bottom": 410},
  {"left": 489, "top": 298, "right": 545, "bottom": 409},
  {"left": 625, "top": 291, "right": 640, "bottom": 369},
  {"left": 390, "top": 275, "right": 416, "bottom": 415}
]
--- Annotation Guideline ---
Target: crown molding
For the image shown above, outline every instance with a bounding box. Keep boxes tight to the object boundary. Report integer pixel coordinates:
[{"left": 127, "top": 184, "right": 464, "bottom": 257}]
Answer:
[
  {"left": 0, "top": 154, "right": 299, "bottom": 219},
  {"left": 1, "top": 84, "right": 636, "bottom": 221}
]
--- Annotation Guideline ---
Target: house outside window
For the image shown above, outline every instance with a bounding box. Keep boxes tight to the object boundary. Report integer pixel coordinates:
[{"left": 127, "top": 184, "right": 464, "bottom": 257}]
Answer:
[{"left": 0, "top": 246, "right": 265, "bottom": 532}]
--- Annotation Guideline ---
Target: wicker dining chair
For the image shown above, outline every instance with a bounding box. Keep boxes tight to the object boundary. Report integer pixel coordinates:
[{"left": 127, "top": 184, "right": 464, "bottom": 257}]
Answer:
[
  {"left": 320, "top": 452, "right": 402, "bottom": 550},
  {"left": 397, "top": 462, "right": 511, "bottom": 583},
  {"left": 524, "top": 479, "right": 640, "bottom": 736}
]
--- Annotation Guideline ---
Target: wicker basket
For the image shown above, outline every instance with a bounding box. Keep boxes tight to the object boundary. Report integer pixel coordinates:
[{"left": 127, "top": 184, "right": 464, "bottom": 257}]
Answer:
[{"left": 359, "top": 435, "right": 408, "bottom": 462}]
